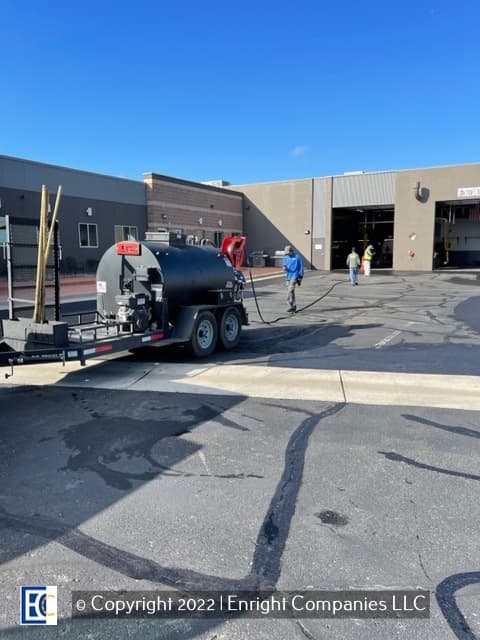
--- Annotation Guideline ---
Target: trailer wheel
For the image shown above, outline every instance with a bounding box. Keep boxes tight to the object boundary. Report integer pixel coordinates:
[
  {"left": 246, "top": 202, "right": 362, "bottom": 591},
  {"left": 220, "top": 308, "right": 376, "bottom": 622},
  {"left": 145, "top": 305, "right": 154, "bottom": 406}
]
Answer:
[
  {"left": 190, "top": 311, "right": 218, "bottom": 357},
  {"left": 218, "top": 306, "right": 242, "bottom": 350}
]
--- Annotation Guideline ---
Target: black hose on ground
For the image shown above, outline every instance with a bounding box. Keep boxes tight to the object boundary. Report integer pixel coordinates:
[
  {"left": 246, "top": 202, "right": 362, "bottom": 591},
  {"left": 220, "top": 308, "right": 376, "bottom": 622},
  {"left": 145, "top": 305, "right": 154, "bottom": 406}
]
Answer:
[{"left": 248, "top": 271, "right": 346, "bottom": 325}]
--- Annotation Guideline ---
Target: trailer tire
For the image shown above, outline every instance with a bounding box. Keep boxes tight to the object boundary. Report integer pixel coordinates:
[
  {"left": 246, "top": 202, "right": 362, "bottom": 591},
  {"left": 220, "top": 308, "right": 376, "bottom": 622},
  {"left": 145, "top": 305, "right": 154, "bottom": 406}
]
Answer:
[
  {"left": 218, "top": 306, "right": 242, "bottom": 350},
  {"left": 190, "top": 311, "right": 218, "bottom": 357}
]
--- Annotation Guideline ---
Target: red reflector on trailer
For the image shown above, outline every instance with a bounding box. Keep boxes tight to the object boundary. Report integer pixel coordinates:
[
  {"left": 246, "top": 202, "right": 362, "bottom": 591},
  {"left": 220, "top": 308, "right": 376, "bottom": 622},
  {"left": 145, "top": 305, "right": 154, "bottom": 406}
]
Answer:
[
  {"left": 141, "top": 332, "right": 165, "bottom": 343},
  {"left": 95, "top": 344, "right": 113, "bottom": 353},
  {"left": 116, "top": 241, "right": 140, "bottom": 255}
]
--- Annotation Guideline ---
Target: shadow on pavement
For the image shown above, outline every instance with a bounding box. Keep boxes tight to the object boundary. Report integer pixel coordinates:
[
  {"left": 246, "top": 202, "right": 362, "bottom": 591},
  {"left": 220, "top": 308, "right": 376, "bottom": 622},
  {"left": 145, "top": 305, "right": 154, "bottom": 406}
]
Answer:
[{"left": 0, "top": 385, "right": 344, "bottom": 638}]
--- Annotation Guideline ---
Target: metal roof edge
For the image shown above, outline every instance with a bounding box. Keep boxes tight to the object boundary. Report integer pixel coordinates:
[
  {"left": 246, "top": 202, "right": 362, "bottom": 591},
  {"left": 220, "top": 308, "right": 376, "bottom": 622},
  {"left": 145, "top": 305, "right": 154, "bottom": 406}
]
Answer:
[
  {"left": 144, "top": 172, "right": 244, "bottom": 197},
  {"left": 0, "top": 154, "right": 144, "bottom": 186}
]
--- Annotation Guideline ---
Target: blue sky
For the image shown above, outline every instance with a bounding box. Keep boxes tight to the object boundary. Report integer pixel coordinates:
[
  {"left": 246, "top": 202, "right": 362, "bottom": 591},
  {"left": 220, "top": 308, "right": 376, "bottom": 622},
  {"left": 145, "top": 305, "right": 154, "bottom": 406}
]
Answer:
[{"left": 1, "top": 0, "right": 479, "bottom": 185}]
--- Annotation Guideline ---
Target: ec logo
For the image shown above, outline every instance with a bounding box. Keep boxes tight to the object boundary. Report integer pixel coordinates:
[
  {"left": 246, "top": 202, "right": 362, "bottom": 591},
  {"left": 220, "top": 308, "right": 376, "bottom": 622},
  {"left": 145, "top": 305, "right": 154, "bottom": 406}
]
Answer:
[{"left": 20, "top": 586, "right": 57, "bottom": 625}]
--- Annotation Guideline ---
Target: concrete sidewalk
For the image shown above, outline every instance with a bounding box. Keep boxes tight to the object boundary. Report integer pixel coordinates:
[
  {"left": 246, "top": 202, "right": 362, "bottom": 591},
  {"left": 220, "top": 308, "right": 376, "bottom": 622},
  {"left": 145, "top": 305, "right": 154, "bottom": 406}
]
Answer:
[{"left": 4, "top": 358, "right": 480, "bottom": 411}]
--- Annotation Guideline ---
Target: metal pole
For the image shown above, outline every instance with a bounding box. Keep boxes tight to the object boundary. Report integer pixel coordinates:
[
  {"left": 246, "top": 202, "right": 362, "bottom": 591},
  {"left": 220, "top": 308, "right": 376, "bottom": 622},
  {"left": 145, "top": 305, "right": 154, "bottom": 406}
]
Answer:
[
  {"left": 33, "top": 185, "right": 48, "bottom": 323},
  {"left": 54, "top": 222, "right": 60, "bottom": 321},
  {"left": 6, "top": 215, "right": 13, "bottom": 319},
  {"left": 310, "top": 179, "right": 314, "bottom": 269}
]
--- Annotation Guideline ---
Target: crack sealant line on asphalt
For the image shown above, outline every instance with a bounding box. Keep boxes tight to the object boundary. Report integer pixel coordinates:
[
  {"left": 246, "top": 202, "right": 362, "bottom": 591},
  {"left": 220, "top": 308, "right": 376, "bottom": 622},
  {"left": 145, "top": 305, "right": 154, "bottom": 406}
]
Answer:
[
  {"left": 338, "top": 370, "right": 347, "bottom": 404},
  {"left": 125, "top": 366, "right": 156, "bottom": 389}
]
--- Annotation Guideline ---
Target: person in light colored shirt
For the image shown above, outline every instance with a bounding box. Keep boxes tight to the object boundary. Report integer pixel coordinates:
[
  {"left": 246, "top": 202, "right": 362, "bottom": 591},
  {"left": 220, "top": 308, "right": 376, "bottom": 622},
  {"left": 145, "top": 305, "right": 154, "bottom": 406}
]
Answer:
[{"left": 346, "top": 247, "right": 360, "bottom": 285}]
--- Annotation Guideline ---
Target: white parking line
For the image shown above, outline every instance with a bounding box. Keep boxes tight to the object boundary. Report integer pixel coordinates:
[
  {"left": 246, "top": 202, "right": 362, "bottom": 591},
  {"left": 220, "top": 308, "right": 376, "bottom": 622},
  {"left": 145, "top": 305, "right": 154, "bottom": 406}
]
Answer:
[
  {"left": 198, "top": 451, "right": 211, "bottom": 476},
  {"left": 374, "top": 321, "right": 415, "bottom": 349},
  {"left": 374, "top": 330, "right": 401, "bottom": 349}
]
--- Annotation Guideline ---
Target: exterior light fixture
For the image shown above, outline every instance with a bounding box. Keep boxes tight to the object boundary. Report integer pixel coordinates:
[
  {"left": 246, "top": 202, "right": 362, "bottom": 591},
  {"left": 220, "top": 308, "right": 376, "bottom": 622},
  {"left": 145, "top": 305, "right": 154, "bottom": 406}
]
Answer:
[{"left": 414, "top": 182, "right": 425, "bottom": 201}]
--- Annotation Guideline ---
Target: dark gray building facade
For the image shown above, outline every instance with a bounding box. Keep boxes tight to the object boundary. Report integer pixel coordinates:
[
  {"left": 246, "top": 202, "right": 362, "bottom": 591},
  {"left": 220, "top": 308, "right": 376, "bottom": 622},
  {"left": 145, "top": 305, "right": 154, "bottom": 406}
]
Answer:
[
  {"left": 0, "top": 156, "right": 244, "bottom": 278},
  {"left": 0, "top": 155, "right": 147, "bottom": 274}
]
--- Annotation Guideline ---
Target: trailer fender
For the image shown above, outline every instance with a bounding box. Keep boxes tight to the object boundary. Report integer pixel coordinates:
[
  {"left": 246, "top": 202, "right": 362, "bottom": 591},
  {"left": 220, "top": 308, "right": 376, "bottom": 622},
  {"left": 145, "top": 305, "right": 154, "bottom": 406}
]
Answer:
[{"left": 170, "top": 306, "right": 208, "bottom": 341}]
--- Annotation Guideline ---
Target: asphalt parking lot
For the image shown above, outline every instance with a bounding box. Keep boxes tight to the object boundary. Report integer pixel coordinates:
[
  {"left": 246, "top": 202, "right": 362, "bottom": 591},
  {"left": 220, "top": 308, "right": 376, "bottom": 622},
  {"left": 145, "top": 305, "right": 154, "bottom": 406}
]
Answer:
[{"left": 1, "top": 269, "right": 479, "bottom": 639}]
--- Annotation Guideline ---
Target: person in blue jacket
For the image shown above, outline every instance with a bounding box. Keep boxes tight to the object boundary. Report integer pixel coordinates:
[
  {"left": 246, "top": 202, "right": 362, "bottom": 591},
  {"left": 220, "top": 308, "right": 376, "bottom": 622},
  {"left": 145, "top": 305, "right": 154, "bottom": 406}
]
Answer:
[{"left": 283, "top": 245, "right": 304, "bottom": 312}]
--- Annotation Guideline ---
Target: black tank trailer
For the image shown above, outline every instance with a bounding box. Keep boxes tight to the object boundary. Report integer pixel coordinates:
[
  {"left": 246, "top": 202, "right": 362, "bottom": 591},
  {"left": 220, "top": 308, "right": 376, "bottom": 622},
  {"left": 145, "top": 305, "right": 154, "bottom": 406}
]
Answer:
[
  {"left": 0, "top": 236, "right": 248, "bottom": 373},
  {"left": 96, "top": 239, "right": 248, "bottom": 356}
]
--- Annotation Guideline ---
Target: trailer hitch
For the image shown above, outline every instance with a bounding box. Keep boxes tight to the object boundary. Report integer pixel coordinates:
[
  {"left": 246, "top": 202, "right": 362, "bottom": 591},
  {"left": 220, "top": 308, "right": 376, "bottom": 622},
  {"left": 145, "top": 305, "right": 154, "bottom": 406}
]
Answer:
[{"left": 3, "top": 350, "right": 66, "bottom": 378}]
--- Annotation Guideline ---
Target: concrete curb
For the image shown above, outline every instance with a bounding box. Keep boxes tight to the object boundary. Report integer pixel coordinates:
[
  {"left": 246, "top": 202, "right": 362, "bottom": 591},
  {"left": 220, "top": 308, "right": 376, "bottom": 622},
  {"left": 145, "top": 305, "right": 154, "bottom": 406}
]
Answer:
[{"left": 3, "top": 361, "right": 480, "bottom": 410}]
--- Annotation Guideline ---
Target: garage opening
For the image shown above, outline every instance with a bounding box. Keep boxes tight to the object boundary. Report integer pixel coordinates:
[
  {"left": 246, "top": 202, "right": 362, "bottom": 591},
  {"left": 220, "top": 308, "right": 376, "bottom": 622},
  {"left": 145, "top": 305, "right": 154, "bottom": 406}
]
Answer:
[
  {"left": 434, "top": 201, "right": 480, "bottom": 268},
  {"left": 331, "top": 207, "right": 394, "bottom": 269}
]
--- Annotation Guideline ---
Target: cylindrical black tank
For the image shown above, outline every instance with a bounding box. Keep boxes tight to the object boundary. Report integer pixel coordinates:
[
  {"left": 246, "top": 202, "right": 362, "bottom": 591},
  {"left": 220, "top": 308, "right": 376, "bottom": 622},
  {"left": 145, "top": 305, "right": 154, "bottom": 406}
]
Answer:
[{"left": 96, "top": 242, "right": 241, "bottom": 322}]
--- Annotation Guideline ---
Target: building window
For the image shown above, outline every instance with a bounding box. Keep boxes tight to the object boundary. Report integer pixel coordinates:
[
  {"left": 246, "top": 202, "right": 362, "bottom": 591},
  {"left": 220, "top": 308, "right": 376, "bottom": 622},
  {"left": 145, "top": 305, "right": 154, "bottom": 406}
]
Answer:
[
  {"left": 79, "top": 223, "right": 98, "bottom": 248},
  {"left": 214, "top": 231, "right": 224, "bottom": 247},
  {"left": 114, "top": 225, "right": 138, "bottom": 242}
]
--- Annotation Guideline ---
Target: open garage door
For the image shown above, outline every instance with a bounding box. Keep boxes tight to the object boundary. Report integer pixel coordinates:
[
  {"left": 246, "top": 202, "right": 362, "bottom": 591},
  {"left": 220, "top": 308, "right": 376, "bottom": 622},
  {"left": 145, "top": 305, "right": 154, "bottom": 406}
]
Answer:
[
  {"left": 435, "top": 201, "right": 480, "bottom": 268},
  {"left": 331, "top": 207, "right": 394, "bottom": 269}
]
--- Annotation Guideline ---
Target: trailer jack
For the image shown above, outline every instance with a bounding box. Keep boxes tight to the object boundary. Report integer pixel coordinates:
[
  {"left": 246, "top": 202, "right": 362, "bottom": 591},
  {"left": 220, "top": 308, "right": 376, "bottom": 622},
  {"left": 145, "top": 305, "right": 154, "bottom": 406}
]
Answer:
[{"left": 5, "top": 358, "right": 18, "bottom": 379}]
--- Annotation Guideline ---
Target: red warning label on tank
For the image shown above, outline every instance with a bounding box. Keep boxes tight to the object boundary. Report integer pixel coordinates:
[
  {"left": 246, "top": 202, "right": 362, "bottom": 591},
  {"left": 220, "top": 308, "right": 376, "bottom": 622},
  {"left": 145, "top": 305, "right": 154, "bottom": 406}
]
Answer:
[{"left": 116, "top": 242, "right": 140, "bottom": 255}]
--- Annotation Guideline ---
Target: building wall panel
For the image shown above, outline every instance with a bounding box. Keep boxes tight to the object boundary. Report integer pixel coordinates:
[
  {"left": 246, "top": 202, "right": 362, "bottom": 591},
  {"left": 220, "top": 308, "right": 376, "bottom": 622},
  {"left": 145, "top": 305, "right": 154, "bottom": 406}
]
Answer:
[
  {"left": 333, "top": 172, "right": 396, "bottom": 207},
  {"left": 232, "top": 180, "right": 313, "bottom": 267},
  {"left": 312, "top": 177, "right": 332, "bottom": 269},
  {"left": 395, "top": 164, "right": 480, "bottom": 270}
]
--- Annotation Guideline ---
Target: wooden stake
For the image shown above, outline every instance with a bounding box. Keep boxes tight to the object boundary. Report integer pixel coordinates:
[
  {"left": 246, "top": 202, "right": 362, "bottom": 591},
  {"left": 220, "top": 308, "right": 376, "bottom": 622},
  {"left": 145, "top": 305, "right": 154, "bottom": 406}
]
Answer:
[
  {"left": 33, "top": 185, "right": 48, "bottom": 323},
  {"left": 44, "top": 185, "right": 62, "bottom": 264}
]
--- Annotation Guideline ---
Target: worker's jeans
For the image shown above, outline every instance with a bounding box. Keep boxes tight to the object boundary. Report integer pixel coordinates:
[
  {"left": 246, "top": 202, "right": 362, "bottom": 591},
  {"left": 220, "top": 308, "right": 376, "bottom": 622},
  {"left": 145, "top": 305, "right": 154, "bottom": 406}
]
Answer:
[
  {"left": 287, "top": 279, "right": 296, "bottom": 309},
  {"left": 349, "top": 266, "right": 359, "bottom": 284}
]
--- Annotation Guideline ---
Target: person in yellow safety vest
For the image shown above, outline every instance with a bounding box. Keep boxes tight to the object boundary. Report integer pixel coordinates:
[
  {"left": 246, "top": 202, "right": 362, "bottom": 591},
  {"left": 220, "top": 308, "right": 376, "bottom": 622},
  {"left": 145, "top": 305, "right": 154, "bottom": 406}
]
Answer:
[{"left": 363, "top": 244, "right": 375, "bottom": 276}]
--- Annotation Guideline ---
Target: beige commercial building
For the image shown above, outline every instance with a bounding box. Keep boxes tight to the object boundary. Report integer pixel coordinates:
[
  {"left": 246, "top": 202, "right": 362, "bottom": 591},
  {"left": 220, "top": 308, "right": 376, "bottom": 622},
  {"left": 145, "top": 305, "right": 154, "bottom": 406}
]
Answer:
[
  {"left": 232, "top": 162, "right": 480, "bottom": 271},
  {"left": 2, "top": 154, "right": 480, "bottom": 274}
]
